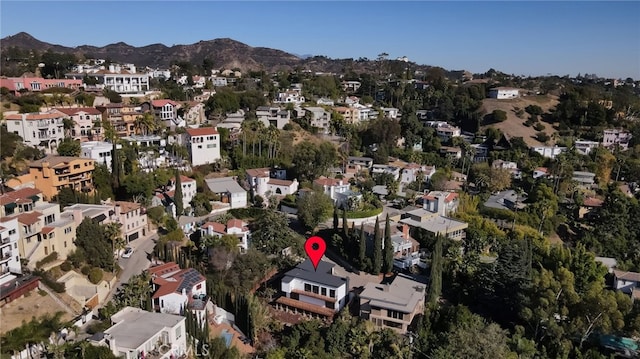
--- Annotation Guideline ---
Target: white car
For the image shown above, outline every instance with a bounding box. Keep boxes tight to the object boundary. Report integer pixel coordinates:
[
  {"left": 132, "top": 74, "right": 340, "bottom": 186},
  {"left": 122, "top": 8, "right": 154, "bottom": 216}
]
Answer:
[{"left": 121, "top": 247, "right": 134, "bottom": 258}]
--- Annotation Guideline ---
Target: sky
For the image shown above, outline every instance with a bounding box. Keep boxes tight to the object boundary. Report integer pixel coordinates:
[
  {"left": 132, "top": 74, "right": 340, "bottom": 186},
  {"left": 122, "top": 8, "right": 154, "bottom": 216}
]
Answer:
[{"left": 1, "top": 1, "right": 639, "bottom": 79}]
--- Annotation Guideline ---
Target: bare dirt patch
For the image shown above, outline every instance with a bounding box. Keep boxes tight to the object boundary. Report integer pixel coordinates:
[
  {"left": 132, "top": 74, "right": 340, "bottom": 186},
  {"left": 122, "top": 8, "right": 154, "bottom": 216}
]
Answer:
[
  {"left": 0, "top": 291, "right": 73, "bottom": 334},
  {"left": 480, "top": 95, "right": 560, "bottom": 147}
]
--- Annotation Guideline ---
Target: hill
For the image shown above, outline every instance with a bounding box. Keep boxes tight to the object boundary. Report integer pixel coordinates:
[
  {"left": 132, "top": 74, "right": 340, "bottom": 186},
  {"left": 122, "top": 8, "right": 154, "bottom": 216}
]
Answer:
[{"left": 479, "top": 95, "right": 560, "bottom": 147}]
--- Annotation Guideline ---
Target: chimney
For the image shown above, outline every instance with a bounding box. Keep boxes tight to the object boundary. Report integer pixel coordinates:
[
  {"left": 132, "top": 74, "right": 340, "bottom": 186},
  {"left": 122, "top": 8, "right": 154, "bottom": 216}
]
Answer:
[
  {"left": 437, "top": 194, "right": 446, "bottom": 216},
  {"left": 114, "top": 203, "right": 121, "bottom": 217},
  {"left": 403, "top": 224, "right": 409, "bottom": 240},
  {"left": 72, "top": 209, "right": 83, "bottom": 224}
]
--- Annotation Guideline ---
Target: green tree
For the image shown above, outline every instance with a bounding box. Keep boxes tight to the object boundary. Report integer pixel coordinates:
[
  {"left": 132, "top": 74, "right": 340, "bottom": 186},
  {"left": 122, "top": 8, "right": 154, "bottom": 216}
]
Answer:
[
  {"left": 492, "top": 109, "right": 508, "bottom": 122},
  {"left": 382, "top": 214, "right": 394, "bottom": 274},
  {"left": 173, "top": 170, "right": 184, "bottom": 216},
  {"left": 358, "top": 224, "right": 366, "bottom": 269},
  {"left": 250, "top": 210, "right": 300, "bottom": 254},
  {"left": 297, "top": 191, "right": 334, "bottom": 232},
  {"left": 332, "top": 205, "right": 339, "bottom": 233},
  {"left": 75, "top": 217, "right": 113, "bottom": 271},
  {"left": 428, "top": 234, "right": 443, "bottom": 304},
  {"left": 372, "top": 216, "right": 382, "bottom": 274},
  {"left": 56, "top": 138, "right": 81, "bottom": 156}
]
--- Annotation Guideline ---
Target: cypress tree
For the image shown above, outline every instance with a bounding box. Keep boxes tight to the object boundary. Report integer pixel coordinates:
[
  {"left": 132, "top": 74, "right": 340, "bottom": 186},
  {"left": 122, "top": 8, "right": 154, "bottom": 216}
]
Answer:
[
  {"left": 342, "top": 208, "right": 348, "bottom": 238},
  {"left": 372, "top": 216, "right": 382, "bottom": 274},
  {"left": 382, "top": 213, "right": 394, "bottom": 274},
  {"left": 333, "top": 206, "right": 339, "bottom": 233},
  {"left": 174, "top": 169, "right": 184, "bottom": 216},
  {"left": 358, "top": 224, "right": 366, "bottom": 268},
  {"left": 427, "top": 234, "right": 443, "bottom": 304},
  {"left": 111, "top": 141, "right": 121, "bottom": 190}
]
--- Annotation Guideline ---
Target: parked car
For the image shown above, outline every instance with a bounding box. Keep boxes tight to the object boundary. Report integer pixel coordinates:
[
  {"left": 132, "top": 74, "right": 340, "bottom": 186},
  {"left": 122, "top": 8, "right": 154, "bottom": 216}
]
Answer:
[{"left": 122, "top": 247, "right": 134, "bottom": 258}]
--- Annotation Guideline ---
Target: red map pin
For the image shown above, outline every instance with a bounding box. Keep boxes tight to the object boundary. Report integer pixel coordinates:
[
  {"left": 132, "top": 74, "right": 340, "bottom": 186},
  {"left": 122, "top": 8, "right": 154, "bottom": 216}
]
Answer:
[{"left": 304, "top": 236, "right": 326, "bottom": 271}]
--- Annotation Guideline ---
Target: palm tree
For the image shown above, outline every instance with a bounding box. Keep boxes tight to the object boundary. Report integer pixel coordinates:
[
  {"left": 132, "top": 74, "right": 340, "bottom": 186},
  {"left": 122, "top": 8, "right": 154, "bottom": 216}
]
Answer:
[
  {"left": 104, "top": 222, "right": 124, "bottom": 270},
  {"left": 62, "top": 118, "right": 75, "bottom": 138}
]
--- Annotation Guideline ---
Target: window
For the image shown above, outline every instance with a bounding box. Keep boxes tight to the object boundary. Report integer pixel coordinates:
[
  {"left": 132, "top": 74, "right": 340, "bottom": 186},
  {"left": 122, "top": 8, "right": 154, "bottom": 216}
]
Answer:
[
  {"left": 64, "top": 241, "right": 67, "bottom": 248},
  {"left": 52, "top": 245, "right": 55, "bottom": 251},
  {"left": 198, "top": 145, "right": 202, "bottom": 149},
  {"left": 196, "top": 283, "right": 202, "bottom": 290},
  {"left": 312, "top": 285, "right": 319, "bottom": 294},
  {"left": 175, "top": 326, "right": 182, "bottom": 339},
  {"left": 44, "top": 246, "right": 48, "bottom": 255},
  {"left": 387, "top": 310, "right": 404, "bottom": 320},
  {"left": 321, "top": 287, "right": 327, "bottom": 296},
  {"left": 329, "top": 289, "right": 336, "bottom": 298},
  {"left": 304, "top": 283, "right": 311, "bottom": 292},
  {"left": 74, "top": 164, "right": 80, "bottom": 169},
  {"left": 64, "top": 227, "right": 72, "bottom": 234}
]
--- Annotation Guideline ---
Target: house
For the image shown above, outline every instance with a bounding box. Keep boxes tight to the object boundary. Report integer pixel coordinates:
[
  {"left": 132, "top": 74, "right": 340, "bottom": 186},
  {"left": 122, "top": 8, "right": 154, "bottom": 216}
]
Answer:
[
  {"left": 399, "top": 209, "right": 468, "bottom": 241},
  {"left": 362, "top": 222, "right": 419, "bottom": 259},
  {"left": 492, "top": 159, "right": 522, "bottom": 179},
  {"left": 602, "top": 129, "right": 632, "bottom": 150},
  {"left": 382, "top": 107, "right": 400, "bottom": 120},
  {"left": 573, "top": 171, "right": 597, "bottom": 187},
  {"left": 439, "top": 146, "right": 462, "bottom": 159},
  {"left": 66, "top": 63, "right": 150, "bottom": 93},
  {"left": 484, "top": 190, "right": 528, "bottom": 211},
  {"left": 148, "top": 262, "right": 207, "bottom": 315},
  {"left": 200, "top": 219, "right": 251, "bottom": 253},
  {"left": 303, "top": 107, "right": 332, "bottom": 134},
  {"left": 143, "top": 100, "right": 182, "bottom": 128},
  {"left": 471, "top": 143, "right": 490, "bottom": 162},
  {"left": 0, "top": 218, "right": 22, "bottom": 277},
  {"left": 342, "top": 81, "right": 361, "bottom": 92},
  {"left": 0, "top": 76, "right": 82, "bottom": 96},
  {"left": 81, "top": 141, "right": 122, "bottom": 170},
  {"left": 348, "top": 156, "right": 374, "bottom": 170},
  {"left": 178, "top": 216, "right": 197, "bottom": 236},
  {"left": 488, "top": 87, "right": 520, "bottom": 99},
  {"left": 613, "top": 270, "right": 640, "bottom": 299},
  {"left": 314, "top": 176, "right": 352, "bottom": 207},
  {"left": 579, "top": 197, "right": 604, "bottom": 219},
  {"left": 435, "top": 123, "right": 461, "bottom": 142},
  {"left": 533, "top": 167, "right": 549, "bottom": 179},
  {"left": 15, "top": 155, "right": 95, "bottom": 200},
  {"left": 54, "top": 107, "right": 104, "bottom": 142},
  {"left": 275, "top": 259, "right": 349, "bottom": 319},
  {"left": 371, "top": 165, "right": 401, "bottom": 180},
  {"left": 246, "top": 167, "right": 297, "bottom": 198},
  {"left": 532, "top": 146, "right": 567, "bottom": 159},
  {"left": 183, "top": 102, "right": 207, "bottom": 125},
  {"left": 575, "top": 140, "right": 600, "bottom": 155},
  {"left": 5, "top": 111, "right": 65, "bottom": 154},
  {"left": 400, "top": 164, "right": 436, "bottom": 185},
  {"left": 184, "top": 127, "right": 221, "bottom": 167},
  {"left": 113, "top": 201, "right": 148, "bottom": 243},
  {"left": 595, "top": 257, "right": 618, "bottom": 273},
  {"left": 423, "top": 191, "right": 459, "bottom": 215},
  {"left": 344, "top": 96, "right": 360, "bottom": 106},
  {"left": 204, "top": 177, "right": 248, "bottom": 209},
  {"left": 334, "top": 106, "right": 360, "bottom": 124},
  {"left": 95, "top": 103, "right": 142, "bottom": 137},
  {"left": 256, "top": 106, "right": 290, "bottom": 129},
  {"left": 275, "top": 91, "right": 305, "bottom": 104},
  {"left": 167, "top": 175, "right": 197, "bottom": 212},
  {"left": 316, "top": 98, "right": 335, "bottom": 106},
  {"left": 90, "top": 306, "right": 187, "bottom": 359},
  {"left": 358, "top": 274, "right": 426, "bottom": 334}
]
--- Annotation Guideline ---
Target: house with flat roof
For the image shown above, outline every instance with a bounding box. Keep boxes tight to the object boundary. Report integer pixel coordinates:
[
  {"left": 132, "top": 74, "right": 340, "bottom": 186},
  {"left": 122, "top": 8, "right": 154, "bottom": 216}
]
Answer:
[
  {"left": 484, "top": 190, "right": 528, "bottom": 211},
  {"left": 423, "top": 191, "right": 459, "bottom": 216},
  {"left": 204, "top": 177, "right": 248, "bottom": 209},
  {"left": 358, "top": 274, "right": 426, "bottom": 334},
  {"left": 572, "top": 171, "right": 596, "bottom": 187},
  {"left": 275, "top": 259, "right": 349, "bottom": 320},
  {"left": 399, "top": 209, "right": 468, "bottom": 241},
  {"left": 90, "top": 306, "right": 187, "bottom": 359}
]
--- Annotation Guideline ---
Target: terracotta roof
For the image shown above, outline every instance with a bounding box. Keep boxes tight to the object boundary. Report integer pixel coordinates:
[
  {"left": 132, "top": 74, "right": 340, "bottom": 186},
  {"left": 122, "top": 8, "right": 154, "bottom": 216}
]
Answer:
[
  {"left": 614, "top": 270, "right": 640, "bottom": 283},
  {"left": 41, "top": 226, "right": 54, "bottom": 235},
  {"left": 186, "top": 127, "right": 218, "bottom": 136},
  {"left": 314, "top": 177, "right": 343, "bottom": 187},
  {"left": 151, "top": 99, "right": 178, "bottom": 107},
  {"left": 30, "top": 155, "right": 94, "bottom": 168},
  {"left": 535, "top": 167, "right": 548, "bottom": 173},
  {"left": 152, "top": 267, "right": 206, "bottom": 299},
  {"left": 15, "top": 211, "right": 43, "bottom": 225},
  {"left": 226, "top": 219, "right": 245, "bottom": 229},
  {"left": 424, "top": 192, "right": 458, "bottom": 203},
  {"left": 202, "top": 222, "right": 226, "bottom": 234},
  {"left": 0, "top": 187, "right": 42, "bottom": 206},
  {"left": 583, "top": 197, "right": 604, "bottom": 207},
  {"left": 148, "top": 262, "right": 181, "bottom": 277},
  {"left": 170, "top": 175, "right": 196, "bottom": 183},
  {"left": 115, "top": 201, "right": 141, "bottom": 214},
  {"left": 246, "top": 168, "right": 270, "bottom": 178},
  {"left": 268, "top": 178, "right": 295, "bottom": 186},
  {"left": 54, "top": 107, "right": 101, "bottom": 116},
  {"left": 5, "top": 112, "right": 64, "bottom": 121}
]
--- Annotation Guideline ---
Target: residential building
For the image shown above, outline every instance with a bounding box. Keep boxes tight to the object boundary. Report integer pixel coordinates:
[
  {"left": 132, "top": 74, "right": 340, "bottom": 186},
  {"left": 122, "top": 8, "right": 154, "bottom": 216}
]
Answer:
[
  {"left": 603, "top": 129, "right": 632, "bottom": 150},
  {"left": 114, "top": 201, "right": 148, "bottom": 243},
  {"left": 316, "top": 98, "right": 334, "bottom": 106},
  {"left": 211, "top": 76, "right": 228, "bottom": 87},
  {"left": 533, "top": 167, "right": 549, "bottom": 179},
  {"left": 166, "top": 175, "right": 197, "bottom": 212},
  {"left": 275, "top": 259, "right": 349, "bottom": 319},
  {"left": 400, "top": 164, "right": 436, "bottom": 185},
  {"left": 184, "top": 127, "right": 221, "bottom": 166},
  {"left": 246, "top": 167, "right": 297, "bottom": 198},
  {"left": 342, "top": 81, "right": 361, "bottom": 92},
  {"left": 204, "top": 177, "right": 248, "bottom": 209},
  {"left": 81, "top": 141, "right": 122, "bottom": 170},
  {"left": 400, "top": 208, "right": 468, "bottom": 241},
  {"left": 357, "top": 107, "right": 375, "bottom": 122},
  {"left": 5, "top": 111, "right": 65, "bottom": 154},
  {"left": 200, "top": 219, "right": 251, "bottom": 253},
  {"left": 95, "top": 103, "right": 142, "bottom": 137},
  {"left": 359, "top": 274, "right": 426, "bottom": 334},
  {"left": 314, "top": 176, "right": 351, "bottom": 207},
  {"left": 303, "top": 107, "right": 331, "bottom": 134},
  {"left": 439, "top": 146, "right": 462, "bottom": 159},
  {"left": 532, "top": 146, "right": 567, "bottom": 159},
  {"left": 0, "top": 218, "right": 21, "bottom": 276},
  {"left": 66, "top": 64, "right": 150, "bottom": 93},
  {"left": 54, "top": 107, "right": 104, "bottom": 142},
  {"left": 183, "top": 102, "right": 206, "bottom": 125},
  {"left": 492, "top": 159, "right": 522, "bottom": 179},
  {"left": 575, "top": 140, "right": 600, "bottom": 155},
  {"left": 256, "top": 106, "right": 290, "bottom": 129},
  {"left": 572, "top": 171, "right": 597, "bottom": 187},
  {"left": 275, "top": 91, "right": 305, "bottom": 104},
  {"left": 0, "top": 77, "right": 82, "bottom": 96},
  {"left": 371, "top": 165, "right": 401, "bottom": 180},
  {"left": 142, "top": 100, "right": 182, "bottom": 129},
  {"left": 334, "top": 106, "right": 360, "bottom": 124},
  {"left": 489, "top": 87, "right": 520, "bottom": 99},
  {"left": 579, "top": 197, "right": 604, "bottom": 219},
  {"left": 344, "top": 96, "right": 360, "bottom": 106},
  {"left": 19, "top": 155, "right": 95, "bottom": 200},
  {"left": 435, "top": 123, "right": 461, "bottom": 142},
  {"left": 484, "top": 190, "right": 528, "bottom": 211},
  {"left": 361, "top": 222, "right": 419, "bottom": 259},
  {"left": 423, "top": 191, "right": 459, "bottom": 216},
  {"left": 148, "top": 262, "right": 207, "bottom": 315},
  {"left": 613, "top": 270, "right": 640, "bottom": 300},
  {"left": 382, "top": 108, "right": 400, "bottom": 120},
  {"left": 348, "top": 156, "right": 374, "bottom": 170},
  {"left": 91, "top": 306, "right": 187, "bottom": 359}
]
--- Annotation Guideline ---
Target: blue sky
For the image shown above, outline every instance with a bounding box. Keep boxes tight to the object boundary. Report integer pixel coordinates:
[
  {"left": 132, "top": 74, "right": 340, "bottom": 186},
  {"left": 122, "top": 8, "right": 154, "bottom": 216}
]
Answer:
[{"left": 1, "top": 1, "right": 639, "bottom": 79}]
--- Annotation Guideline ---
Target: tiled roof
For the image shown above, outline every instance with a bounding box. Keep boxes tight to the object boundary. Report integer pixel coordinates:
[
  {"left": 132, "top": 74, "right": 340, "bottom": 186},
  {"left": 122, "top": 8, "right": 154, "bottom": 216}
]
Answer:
[
  {"left": 314, "top": 177, "right": 342, "bottom": 187},
  {"left": 583, "top": 197, "right": 604, "bottom": 207},
  {"left": 614, "top": 270, "right": 640, "bottom": 283},
  {"left": 14, "top": 211, "right": 43, "bottom": 225},
  {"left": 170, "top": 175, "right": 196, "bottom": 183},
  {"left": 202, "top": 222, "right": 226, "bottom": 234},
  {"left": 148, "top": 262, "right": 181, "bottom": 278},
  {"left": 30, "top": 155, "right": 94, "bottom": 168},
  {"left": 54, "top": 107, "right": 101, "bottom": 116},
  {"left": 5, "top": 112, "right": 64, "bottom": 120},
  {"left": 0, "top": 187, "right": 42, "bottom": 206},
  {"left": 246, "top": 168, "right": 270, "bottom": 178},
  {"left": 152, "top": 267, "right": 205, "bottom": 299},
  {"left": 268, "top": 179, "right": 294, "bottom": 186},
  {"left": 41, "top": 226, "right": 55, "bottom": 235},
  {"left": 226, "top": 219, "right": 245, "bottom": 229},
  {"left": 186, "top": 127, "right": 218, "bottom": 136},
  {"left": 151, "top": 99, "right": 178, "bottom": 107},
  {"left": 115, "top": 201, "right": 141, "bottom": 214}
]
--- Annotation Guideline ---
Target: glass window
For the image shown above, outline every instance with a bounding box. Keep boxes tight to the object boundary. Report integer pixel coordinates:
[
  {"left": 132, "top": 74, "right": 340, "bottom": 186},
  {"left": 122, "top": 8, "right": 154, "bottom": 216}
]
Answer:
[
  {"left": 304, "top": 283, "right": 311, "bottom": 292},
  {"left": 329, "top": 289, "right": 336, "bottom": 298}
]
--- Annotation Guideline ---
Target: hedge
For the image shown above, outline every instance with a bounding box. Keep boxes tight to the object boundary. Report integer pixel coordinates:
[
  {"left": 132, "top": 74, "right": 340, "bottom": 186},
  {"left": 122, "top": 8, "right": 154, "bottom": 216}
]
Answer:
[
  {"left": 345, "top": 207, "right": 383, "bottom": 219},
  {"left": 36, "top": 251, "right": 58, "bottom": 268},
  {"left": 88, "top": 268, "right": 104, "bottom": 284},
  {"left": 229, "top": 207, "right": 265, "bottom": 219},
  {"left": 33, "top": 269, "right": 66, "bottom": 293}
]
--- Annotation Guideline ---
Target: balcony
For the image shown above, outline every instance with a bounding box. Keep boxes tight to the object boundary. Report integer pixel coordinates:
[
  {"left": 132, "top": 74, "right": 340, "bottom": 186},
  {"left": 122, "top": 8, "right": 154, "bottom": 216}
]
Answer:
[
  {"left": 1, "top": 236, "right": 10, "bottom": 244},
  {"left": 1, "top": 251, "right": 12, "bottom": 263}
]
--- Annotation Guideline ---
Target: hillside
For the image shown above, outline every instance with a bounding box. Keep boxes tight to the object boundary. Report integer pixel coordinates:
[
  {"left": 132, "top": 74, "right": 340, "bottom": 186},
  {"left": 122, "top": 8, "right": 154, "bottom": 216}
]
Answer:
[{"left": 480, "top": 95, "right": 560, "bottom": 147}]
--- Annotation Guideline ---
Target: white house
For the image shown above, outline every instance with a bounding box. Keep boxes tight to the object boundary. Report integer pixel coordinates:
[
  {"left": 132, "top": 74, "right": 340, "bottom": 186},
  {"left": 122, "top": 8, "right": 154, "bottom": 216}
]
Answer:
[
  {"left": 246, "top": 167, "right": 297, "bottom": 198},
  {"left": 92, "top": 306, "right": 187, "bottom": 359},
  {"left": 532, "top": 146, "right": 567, "bottom": 159},
  {"left": 66, "top": 64, "right": 151, "bottom": 93},
  {"left": 613, "top": 270, "right": 640, "bottom": 298},
  {"left": 575, "top": 140, "right": 600, "bottom": 155},
  {"left": 6, "top": 111, "right": 65, "bottom": 154},
  {"left": 435, "top": 123, "right": 462, "bottom": 142},
  {"left": 371, "top": 165, "right": 401, "bottom": 180},
  {"left": 316, "top": 98, "right": 334, "bottom": 106},
  {"left": 423, "top": 191, "right": 459, "bottom": 216},
  {"left": 81, "top": 141, "right": 122, "bottom": 170},
  {"left": 200, "top": 219, "right": 251, "bottom": 253},
  {"left": 275, "top": 259, "right": 349, "bottom": 319},
  {"left": 0, "top": 218, "right": 22, "bottom": 278},
  {"left": 533, "top": 167, "right": 550, "bottom": 179},
  {"left": 602, "top": 129, "right": 632, "bottom": 150},
  {"left": 489, "top": 87, "right": 520, "bottom": 99},
  {"left": 400, "top": 164, "right": 436, "bottom": 185},
  {"left": 303, "top": 107, "right": 332, "bottom": 134},
  {"left": 275, "top": 91, "right": 305, "bottom": 104},
  {"left": 204, "top": 177, "right": 248, "bottom": 209},
  {"left": 167, "top": 175, "right": 197, "bottom": 212},
  {"left": 382, "top": 107, "right": 400, "bottom": 120},
  {"left": 149, "top": 262, "right": 207, "bottom": 315},
  {"left": 256, "top": 106, "right": 290, "bottom": 129},
  {"left": 314, "top": 177, "right": 350, "bottom": 204},
  {"left": 184, "top": 127, "right": 221, "bottom": 166},
  {"left": 342, "top": 81, "right": 361, "bottom": 92},
  {"left": 492, "top": 159, "right": 522, "bottom": 179}
]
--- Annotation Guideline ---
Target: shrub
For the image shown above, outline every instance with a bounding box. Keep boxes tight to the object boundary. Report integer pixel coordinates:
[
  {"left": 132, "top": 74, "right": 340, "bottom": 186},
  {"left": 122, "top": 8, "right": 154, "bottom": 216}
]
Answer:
[
  {"left": 229, "top": 207, "right": 265, "bottom": 219},
  {"left": 535, "top": 132, "right": 550, "bottom": 143},
  {"left": 81, "top": 265, "right": 91, "bottom": 275},
  {"left": 146, "top": 206, "right": 166, "bottom": 224},
  {"left": 38, "top": 289, "right": 48, "bottom": 296},
  {"left": 345, "top": 207, "right": 383, "bottom": 219},
  {"left": 36, "top": 252, "right": 59, "bottom": 268},
  {"left": 33, "top": 269, "right": 66, "bottom": 293},
  {"left": 533, "top": 123, "right": 546, "bottom": 131},
  {"left": 88, "top": 268, "right": 104, "bottom": 284},
  {"left": 60, "top": 261, "right": 72, "bottom": 272},
  {"left": 67, "top": 249, "right": 85, "bottom": 268},
  {"left": 492, "top": 109, "right": 507, "bottom": 122}
]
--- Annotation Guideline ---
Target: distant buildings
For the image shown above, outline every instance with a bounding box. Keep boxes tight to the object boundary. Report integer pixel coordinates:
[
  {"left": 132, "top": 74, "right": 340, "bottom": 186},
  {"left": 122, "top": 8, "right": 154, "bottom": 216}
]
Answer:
[
  {"left": 0, "top": 76, "right": 82, "bottom": 96},
  {"left": 488, "top": 87, "right": 520, "bottom": 99},
  {"left": 602, "top": 129, "right": 632, "bottom": 150},
  {"left": 66, "top": 63, "right": 150, "bottom": 94}
]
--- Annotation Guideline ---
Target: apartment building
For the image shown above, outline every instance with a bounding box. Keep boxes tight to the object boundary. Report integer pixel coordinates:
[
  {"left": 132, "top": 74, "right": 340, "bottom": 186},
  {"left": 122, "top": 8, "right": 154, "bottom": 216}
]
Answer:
[
  {"left": 0, "top": 218, "right": 22, "bottom": 277},
  {"left": 359, "top": 274, "right": 426, "bottom": 334},
  {"left": 21, "top": 155, "right": 95, "bottom": 200},
  {"left": 334, "top": 106, "right": 360, "bottom": 124},
  {"left": 66, "top": 64, "right": 150, "bottom": 93},
  {"left": 95, "top": 103, "right": 143, "bottom": 137},
  {"left": 5, "top": 111, "right": 65, "bottom": 154},
  {"left": 184, "top": 127, "right": 221, "bottom": 166},
  {"left": 303, "top": 107, "right": 331, "bottom": 134},
  {"left": 55, "top": 107, "right": 103, "bottom": 142}
]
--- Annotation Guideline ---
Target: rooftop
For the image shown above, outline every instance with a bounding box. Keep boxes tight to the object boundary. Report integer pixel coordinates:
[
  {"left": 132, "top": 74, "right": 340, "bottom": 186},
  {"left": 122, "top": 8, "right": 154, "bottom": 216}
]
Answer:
[
  {"left": 205, "top": 177, "right": 247, "bottom": 195},
  {"left": 104, "top": 307, "right": 185, "bottom": 350},
  {"left": 30, "top": 155, "right": 94, "bottom": 168},
  {"left": 0, "top": 187, "right": 42, "bottom": 206},
  {"left": 359, "top": 274, "right": 426, "bottom": 313},
  {"left": 186, "top": 127, "right": 218, "bottom": 136},
  {"left": 282, "top": 259, "right": 347, "bottom": 289}
]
